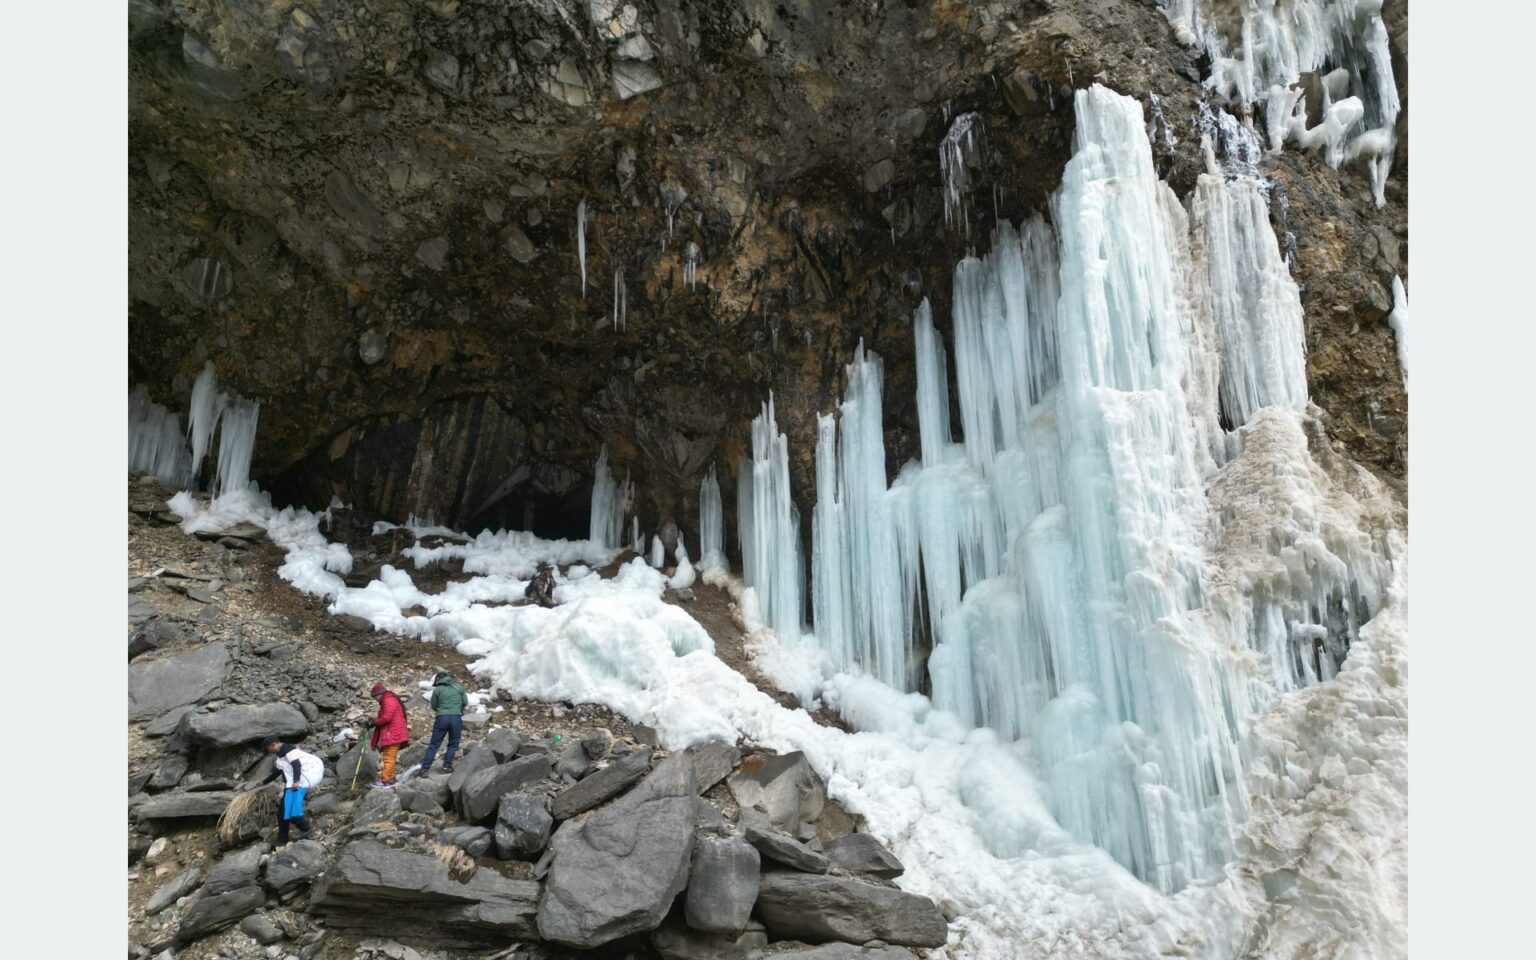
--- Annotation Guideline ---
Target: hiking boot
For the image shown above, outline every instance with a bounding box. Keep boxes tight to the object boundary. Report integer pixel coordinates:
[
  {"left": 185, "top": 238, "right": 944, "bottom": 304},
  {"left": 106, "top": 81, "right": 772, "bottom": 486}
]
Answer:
[
  {"left": 370, "top": 778, "right": 397, "bottom": 789},
  {"left": 441, "top": 763, "right": 454, "bottom": 773}
]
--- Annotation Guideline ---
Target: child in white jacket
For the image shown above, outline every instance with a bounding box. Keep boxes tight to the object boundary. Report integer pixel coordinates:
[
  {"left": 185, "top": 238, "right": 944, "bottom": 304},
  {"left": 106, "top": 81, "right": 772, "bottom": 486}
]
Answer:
[{"left": 259, "top": 737, "right": 324, "bottom": 844}]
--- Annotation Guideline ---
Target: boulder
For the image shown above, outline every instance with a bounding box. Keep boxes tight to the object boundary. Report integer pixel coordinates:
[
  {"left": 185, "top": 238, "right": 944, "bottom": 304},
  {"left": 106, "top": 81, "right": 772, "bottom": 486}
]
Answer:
[
  {"left": 130, "top": 617, "right": 187, "bottom": 660},
  {"left": 727, "top": 752, "right": 826, "bottom": 835},
  {"left": 581, "top": 728, "right": 613, "bottom": 759},
  {"left": 263, "top": 839, "right": 328, "bottom": 892},
  {"left": 652, "top": 918, "right": 768, "bottom": 960},
  {"left": 685, "top": 739, "right": 742, "bottom": 794},
  {"left": 397, "top": 782, "right": 445, "bottom": 815},
  {"left": 239, "top": 914, "right": 286, "bottom": 945},
  {"left": 176, "top": 885, "right": 265, "bottom": 942},
  {"left": 356, "top": 786, "right": 403, "bottom": 823},
  {"left": 685, "top": 835, "right": 760, "bottom": 935},
  {"left": 148, "top": 754, "right": 189, "bottom": 791},
  {"left": 144, "top": 705, "right": 197, "bottom": 737},
  {"left": 745, "top": 826, "right": 830, "bottom": 874},
  {"left": 204, "top": 844, "right": 265, "bottom": 897},
  {"left": 310, "top": 839, "right": 540, "bottom": 946},
  {"left": 550, "top": 746, "right": 652, "bottom": 820},
  {"left": 446, "top": 743, "right": 497, "bottom": 797},
  {"left": 457, "top": 755, "right": 553, "bottom": 824},
  {"left": 145, "top": 867, "right": 202, "bottom": 914},
  {"left": 754, "top": 873, "right": 948, "bottom": 948},
  {"left": 484, "top": 728, "right": 522, "bottom": 762},
  {"left": 180, "top": 703, "right": 307, "bottom": 748},
  {"left": 440, "top": 825, "right": 492, "bottom": 859},
  {"left": 555, "top": 741, "right": 593, "bottom": 779},
  {"left": 335, "top": 742, "right": 379, "bottom": 786},
  {"left": 822, "top": 833, "right": 904, "bottom": 880},
  {"left": 134, "top": 790, "right": 237, "bottom": 823},
  {"left": 494, "top": 793, "right": 553, "bottom": 860},
  {"left": 129, "top": 643, "right": 230, "bottom": 720},
  {"left": 537, "top": 752, "right": 698, "bottom": 948}
]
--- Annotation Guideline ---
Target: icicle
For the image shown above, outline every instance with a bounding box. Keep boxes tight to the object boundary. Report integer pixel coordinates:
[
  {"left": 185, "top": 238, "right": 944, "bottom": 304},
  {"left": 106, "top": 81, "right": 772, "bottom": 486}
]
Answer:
[
  {"left": 939, "top": 112, "right": 986, "bottom": 233},
  {"left": 212, "top": 398, "right": 260, "bottom": 498},
  {"left": 128, "top": 388, "right": 194, "bottom": 487},
  {"left": 1388, "top": 275, "right": 1408, "bottom": 392},
  {"left": 188, "top": 362, "right": 223, "bottom": 481},
  {"left": 698, "top": 465, "right": 725, "bottom": 571},
  {"left": 630, "top": 515, "right": 642, "bottom": 555},
  {"left": 648, "top": 535, "right": 665, "bottom": 569},
  {"left": 683, "top": 241, "right": 699, "bottom": 291},
  {"left": 588, "top": 445, "right": 629, "bottom": 550},
  {"left": 577, "top": 198, "right": 588, "bottom": 297},
  {"left": 737, "top": 396, "right": 804, "bottom": 645},
  {"left": 612, "top": 264, "right": 626, "bottom": 330}
]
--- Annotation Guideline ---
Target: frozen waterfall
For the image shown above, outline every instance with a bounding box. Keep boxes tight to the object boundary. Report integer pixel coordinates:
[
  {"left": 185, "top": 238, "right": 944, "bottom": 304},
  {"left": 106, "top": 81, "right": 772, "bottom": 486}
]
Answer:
[
  {"left": 763, "top": 85, "right": 1396, "bottom": 893},
  {"left": 129, "top": 364, "right": 260, "bottom": 494},
  {"left": 698, "top": 464, "right": 726, "bottom": 572},
  {"left": 587, "top": 445, "right": 631, "bottom": 550}
]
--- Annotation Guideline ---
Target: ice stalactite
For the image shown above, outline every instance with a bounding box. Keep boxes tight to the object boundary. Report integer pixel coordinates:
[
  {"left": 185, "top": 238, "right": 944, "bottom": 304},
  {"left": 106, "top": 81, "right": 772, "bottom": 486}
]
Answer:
[
  {"left": 212, "top": 398, "right": 260, "bottom": 498},
  {"left": 188, "top": 361, "right": 222, "bottom": 479},
  {"left": 1162, "top": 0, "right": 1400, "bottom": 205},
  {"left": 577, "top": 198, "right": 588, "bottom": 297},
  {"left": 939, "top": 112, "right": 986, "bottom": 235},
  {"left": 630, "top": 516, "right": 642, "bottom": 555},
  {"left": 683, "top": 241, "right": 699, "bottom": 291},
  {"left": 698, "top": 465, "right": 726, "bottom": 572},
  {"left": 588, "top": 445, "right": 631, "bottom": 550},
  {"left": 648, "top": 535, "right": 666, "bottom": 569},
  {"left": 128, "top": 388, "right": 194, "bottom": 487},
  {"left": 612, "top": 264, "right": 627, "bottom": 330},
  {"left": 1388, "top": 275, "right": 1409, "bottom": 392},
  {"left": 660, "top": 183, "right": 686, "bottom": 250},
  {"left": 1190, "top": 173, "right": 1308, "bottom": 427},
  {"left": 736, "top": 396, "right": 804, "bottom": 645}
]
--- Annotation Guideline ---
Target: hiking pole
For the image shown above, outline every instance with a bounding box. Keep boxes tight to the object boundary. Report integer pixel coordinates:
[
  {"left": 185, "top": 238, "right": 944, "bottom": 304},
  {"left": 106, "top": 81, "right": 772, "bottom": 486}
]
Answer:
[{"left": 350, "top": 735, "right": 368, "bottom": 792}]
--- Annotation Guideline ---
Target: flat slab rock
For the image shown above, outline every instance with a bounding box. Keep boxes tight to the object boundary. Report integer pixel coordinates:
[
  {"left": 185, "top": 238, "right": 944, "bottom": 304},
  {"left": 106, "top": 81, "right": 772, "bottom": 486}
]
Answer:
[
  {"left": 129, "top": 643, "right": 230, "bottom": 720},
  {"left": 311, "top": 839, "right": 540, "bottom": 947},
  {"left": 180, "top": 702, "right": 308, "bottom": 748},
  {"left": 550, "top": 745, "right": 652, "bottom": 820},
  {"left": 134, "top": 790, "right": 237, "bottom": 822},
  {"left": 537, "top": 752, "right": 697, "bottom": 949},
  {"left": 754, "top": 872, "right": 948, "bottom": 948}
]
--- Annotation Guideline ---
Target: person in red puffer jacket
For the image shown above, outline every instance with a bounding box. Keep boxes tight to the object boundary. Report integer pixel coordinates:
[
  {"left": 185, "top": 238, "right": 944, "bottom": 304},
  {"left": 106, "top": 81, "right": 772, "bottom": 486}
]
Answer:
[{"left": 365, "top": 683, "right": 410, "bottom": 787}]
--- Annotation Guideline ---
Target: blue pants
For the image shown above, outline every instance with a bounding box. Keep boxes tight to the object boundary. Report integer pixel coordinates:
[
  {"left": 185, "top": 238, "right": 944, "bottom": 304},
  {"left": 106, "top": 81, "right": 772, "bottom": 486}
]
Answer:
[
  {"left": 277, "top": 787, "right": 309, "bottom": 843},
  {"left": 422, "top": 715, "right": 462, "bottom": 770}
]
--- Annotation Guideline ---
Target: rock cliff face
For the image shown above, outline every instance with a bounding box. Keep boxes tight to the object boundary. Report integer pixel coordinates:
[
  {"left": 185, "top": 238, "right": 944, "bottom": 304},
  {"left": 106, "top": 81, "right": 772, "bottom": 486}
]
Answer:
[{"left": 128, "top": 0, "right": 1407, "bottom": 540}]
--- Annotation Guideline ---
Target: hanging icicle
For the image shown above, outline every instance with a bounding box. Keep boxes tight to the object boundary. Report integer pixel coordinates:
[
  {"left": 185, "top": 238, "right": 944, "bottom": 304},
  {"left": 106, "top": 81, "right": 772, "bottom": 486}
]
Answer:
[{"left": 577, "top": 198, "right": 588, "bottom": 298}]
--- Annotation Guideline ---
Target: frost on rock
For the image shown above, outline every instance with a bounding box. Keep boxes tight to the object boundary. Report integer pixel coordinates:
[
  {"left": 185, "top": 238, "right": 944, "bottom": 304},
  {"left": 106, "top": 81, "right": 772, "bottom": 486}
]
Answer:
[{"left": 1163, "top": 0, "right": 1401, "bottom": 204}]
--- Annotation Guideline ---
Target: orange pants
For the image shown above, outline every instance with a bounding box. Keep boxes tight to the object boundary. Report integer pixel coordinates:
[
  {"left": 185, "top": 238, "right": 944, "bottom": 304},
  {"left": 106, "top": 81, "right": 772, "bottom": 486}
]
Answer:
[{"left": 380, "top": 744, "right": 401, "bottom": 782}]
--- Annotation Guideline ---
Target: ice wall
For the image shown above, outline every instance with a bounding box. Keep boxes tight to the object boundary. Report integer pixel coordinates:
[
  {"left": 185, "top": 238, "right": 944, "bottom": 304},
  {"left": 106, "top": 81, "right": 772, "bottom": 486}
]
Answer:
[
  {"left": 793, "top": 85, "right": 1396, "bottom": 893},
  {"left": 129, "top": 388, "right": 194, "bottom": 488},
  {"left": 1161, "top": 0, "right": 1400, "bottom": 204},
  {"left": 129, "top": 364, "right": 260, "bottom": 494}
]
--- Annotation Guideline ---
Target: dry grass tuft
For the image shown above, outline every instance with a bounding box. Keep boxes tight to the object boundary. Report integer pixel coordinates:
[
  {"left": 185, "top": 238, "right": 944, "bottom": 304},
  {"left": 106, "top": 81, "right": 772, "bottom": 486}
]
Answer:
[
  {"left": 427, "top": 840, "right": 478, "bottom": 883},
  {"left": 218, "top": 788, "right": 276, "bottom": 845}
]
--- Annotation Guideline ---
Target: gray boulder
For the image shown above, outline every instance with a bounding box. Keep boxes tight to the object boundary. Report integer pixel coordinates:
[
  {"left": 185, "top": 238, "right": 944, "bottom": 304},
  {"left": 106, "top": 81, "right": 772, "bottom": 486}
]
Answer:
[
  {"left": 310, "top": 839, "right": 539, "bottom": 946},
  {"left": 204, "top": 844, "right": 265, "bottom": 897},
  {"left": 148, "top": 754, "right": 189, "bottom": 791},
  {"left": 653, "top": 918, "right": 768, "bottom": 960},
  {"left": 494, "top": 793, "right": 553, "bottom": 860},
  {"left": 263, "top": 839, "right": 327, "bottom": 893},
  {"left": 239, "top": 914, "right": 286, "bottom": 945},
  {"left": 686, "top": 740, "right": 742, "bottom": 794},
  {"left": 457, "top": 755, "right": 553, "bottom": 824},
  {"left": 484, "top": 727, "right": 522, "bottom": 762},
  {"left": 555, "top": 740, "right": 593, "bottom": 779},
  {"left": 335, "top": 742, "right": 379, "bottom": 786},
  {"left": 685, "top": 835, "right": 760, "bottom": 935},
  {"left": 537, "top": 752, "right": 698, "bottom": 948},
  {"left": 446, "top": 743, "right": 497, "bottom": 797},
  {"left": 129, "top": 643, "right": 229, "bottom": 720},
  {"left": 355, "top": 786, "right": 403, "bottom": 823},
  {"left": 176, "top": 885, "right": 265, "bottom": 942},
  {"left": 397, "top": 782, "right": 445, "bottom": 815},
  {"left": 144, "top": 705, "right": 197, "bottom": 737},
  {"left": 133, "top": 790, "right": 236, "bottom": 823},
  {"left": 581, "top": 728, "right": 613, "bottom": 759},
  {"left": 823, "top": 833, "right": 904, "bottom": 880},
  {"left": 727, "top": 752, "right": 826, "bottom": 835},
  {"left": 145, "top": 867, "right": 202, "bottom": 914},
  {"left": 180, "top": 703, "right": 307, "bottom": 748},
  {"left": 754, "top": 873, "right": 948, "bottom": 948},
  {"left": 440, "top": 825, "right": 492, "bottom": 859},
  {"left": 745, "top": 826, "right": 830, "bottom": 874},
  {"left": 550, "top": 746, "right": 652, "bottom": 820}
]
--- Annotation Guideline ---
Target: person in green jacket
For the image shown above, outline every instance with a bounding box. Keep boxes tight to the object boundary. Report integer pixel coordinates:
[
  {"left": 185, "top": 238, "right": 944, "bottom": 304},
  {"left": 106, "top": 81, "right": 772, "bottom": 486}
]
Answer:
[{"left": 421, "top": 670, "right": 468, "bottom": 773}]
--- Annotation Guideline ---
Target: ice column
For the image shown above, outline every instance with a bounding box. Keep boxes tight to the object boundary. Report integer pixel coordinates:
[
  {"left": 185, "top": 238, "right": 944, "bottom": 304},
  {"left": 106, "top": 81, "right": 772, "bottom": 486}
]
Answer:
[
  {"left": 188, "top": 362, "right": 222, "bottom": 480},
  {"left": 1190, "top": 173, "right": 1308, "bottom": 426},
  {"left": 737, "top": 397, "right": 804, "bottom": 644},
  {"left": 1388, "top": 275, "right": 1408, "bottom": 392},
  {"left": 128, "top": 388, "right": 194, "bottom": 487},
  {"left": 588, "top": 445, "right": 631, "bottom": 550},
  {"left": 698, "top": 465, "right": 726, "bottom": 571},
  {"left": 213, "top": 398, "right": 261, "bottom": 497}
]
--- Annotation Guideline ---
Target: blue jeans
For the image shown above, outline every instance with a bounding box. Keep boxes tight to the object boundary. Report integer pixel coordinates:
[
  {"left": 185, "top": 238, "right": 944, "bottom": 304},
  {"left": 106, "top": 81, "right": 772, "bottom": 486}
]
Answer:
[{"left": 422, "top": 714, "right": 462, "bottom": 770}]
